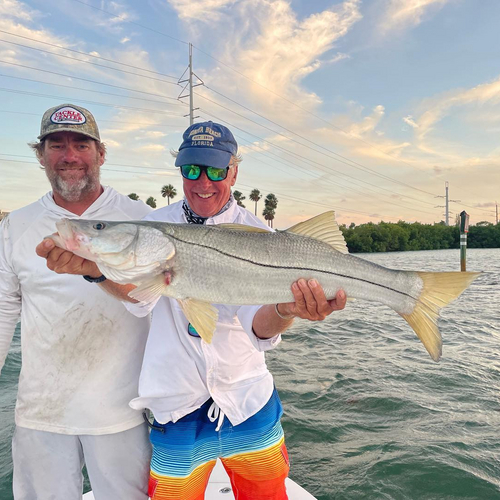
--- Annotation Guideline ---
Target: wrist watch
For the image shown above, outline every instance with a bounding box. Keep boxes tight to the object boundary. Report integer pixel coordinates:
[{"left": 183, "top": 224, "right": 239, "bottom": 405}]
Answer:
[{"left": 83, "top": 274, "right": 107, "bottom": 283}]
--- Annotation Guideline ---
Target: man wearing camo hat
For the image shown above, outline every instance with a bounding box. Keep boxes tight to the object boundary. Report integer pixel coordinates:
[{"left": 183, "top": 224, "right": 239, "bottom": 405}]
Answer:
[{"left": 0, "top": 104, "right": 152, "bottom": 499}]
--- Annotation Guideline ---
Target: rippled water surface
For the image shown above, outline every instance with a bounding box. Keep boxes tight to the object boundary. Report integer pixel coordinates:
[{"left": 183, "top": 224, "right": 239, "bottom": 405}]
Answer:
[{"left": 1, "top": 249, "right": 499, "bottom": 499}]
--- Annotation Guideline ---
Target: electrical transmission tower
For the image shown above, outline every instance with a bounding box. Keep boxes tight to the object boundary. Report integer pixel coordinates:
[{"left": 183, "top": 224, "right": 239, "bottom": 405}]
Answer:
[{"left": 178, "top": 43, "right": 204, "bottom": 124}]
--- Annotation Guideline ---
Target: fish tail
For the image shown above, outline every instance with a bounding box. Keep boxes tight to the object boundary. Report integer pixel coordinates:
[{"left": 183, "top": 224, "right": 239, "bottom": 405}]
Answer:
[{"left": 400, "top": 271, "right": 480, "bottom": 362}]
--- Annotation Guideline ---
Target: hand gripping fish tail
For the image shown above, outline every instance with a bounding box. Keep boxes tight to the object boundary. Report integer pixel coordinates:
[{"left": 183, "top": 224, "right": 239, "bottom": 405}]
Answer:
[{"left": 49, "top": 211, "right": 480, "bottom": 361}]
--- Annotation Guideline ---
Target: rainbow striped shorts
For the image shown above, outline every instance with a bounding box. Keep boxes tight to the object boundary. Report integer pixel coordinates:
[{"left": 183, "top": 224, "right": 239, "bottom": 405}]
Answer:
[{"left": 148, "top": 388, "right": 290, "bottom": 500}]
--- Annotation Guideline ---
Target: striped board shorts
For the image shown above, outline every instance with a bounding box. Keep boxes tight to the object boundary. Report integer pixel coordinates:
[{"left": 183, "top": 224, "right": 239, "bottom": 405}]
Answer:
[{"left": 148, "top": 388, "right": 290, "bottom": 500}]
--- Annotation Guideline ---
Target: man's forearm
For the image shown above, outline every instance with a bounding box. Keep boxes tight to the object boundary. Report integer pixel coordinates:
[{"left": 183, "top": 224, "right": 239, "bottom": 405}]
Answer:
[
  {"left": 252, "top": 303, "right": 294, "bottom": 339},
  {"left": 99, "top": 280, "right": 138, "bottom": 303}
]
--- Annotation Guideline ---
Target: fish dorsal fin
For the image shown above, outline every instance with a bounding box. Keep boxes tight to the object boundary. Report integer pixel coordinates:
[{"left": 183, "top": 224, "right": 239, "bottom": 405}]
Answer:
[
  {"left": 178, "top": 298, "right": 219, "bottom": 344},
  {"left": 285, "top": 211, "right": 348, "bottom": 254},
  {"left": 216, "top": 223, "right": 269, "bottom": 233}
]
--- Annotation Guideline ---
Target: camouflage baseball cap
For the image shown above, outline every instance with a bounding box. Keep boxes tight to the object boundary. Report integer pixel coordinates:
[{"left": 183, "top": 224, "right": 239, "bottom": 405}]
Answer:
[{"left": 38, "top": 103, "right": 100, "bottom": 141}]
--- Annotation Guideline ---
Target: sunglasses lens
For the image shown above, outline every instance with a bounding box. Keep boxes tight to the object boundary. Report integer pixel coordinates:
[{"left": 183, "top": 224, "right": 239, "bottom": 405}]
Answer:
[
  {"left": 206, "top": 167, "right": 228, "bottom": 181},
  {"left": 180, "top": 164, "right": 229, "bottom": 181},
  {"left": 181, "top": 164, "right": 201, "bottom": 180}
]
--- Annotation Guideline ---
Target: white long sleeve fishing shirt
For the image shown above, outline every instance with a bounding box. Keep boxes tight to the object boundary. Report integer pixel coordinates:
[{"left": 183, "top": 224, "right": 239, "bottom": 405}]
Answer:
[
  {"left": 0, "top": 187, "right": 152, "bottom": 435},
  {"left": 127, "top": 199, "right": 282, "bottom": 426}
]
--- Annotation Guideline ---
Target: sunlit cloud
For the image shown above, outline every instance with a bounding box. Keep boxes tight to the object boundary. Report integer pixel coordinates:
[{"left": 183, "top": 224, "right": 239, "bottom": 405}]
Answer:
[
  {"left": 417, "top": 77, "right": 500, "bottom": 140},
  {"left": 323, "top": 52, "right": 350, "bottom": 65},
  {"left": 403, "top": 115, "right": 419, "bottom": 128},
  {"left": 136, "top": 144, "right": 167, "bottom": 152},
  {"left": 167, "top": 0, "right": 236, "bottom": 22},
  {"left": 380, "top": 0, "right": 452, "bottom": 33}
]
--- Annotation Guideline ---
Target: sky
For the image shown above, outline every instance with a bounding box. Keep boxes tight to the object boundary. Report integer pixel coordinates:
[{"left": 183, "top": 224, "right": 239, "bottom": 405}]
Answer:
[{"left": 0, "top": 0, "right": 499, "bottom": 228}]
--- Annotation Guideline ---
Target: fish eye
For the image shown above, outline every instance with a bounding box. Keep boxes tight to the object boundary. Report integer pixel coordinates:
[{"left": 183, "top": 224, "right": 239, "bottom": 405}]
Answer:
[{"left": 93, "top": 222, "right": 106, "bottom": 230}]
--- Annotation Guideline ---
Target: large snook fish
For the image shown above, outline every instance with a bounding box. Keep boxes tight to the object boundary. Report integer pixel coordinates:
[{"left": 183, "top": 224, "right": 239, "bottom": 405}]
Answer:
[{"left": 50, "top": 212, "right": 479, "bottom": 361}]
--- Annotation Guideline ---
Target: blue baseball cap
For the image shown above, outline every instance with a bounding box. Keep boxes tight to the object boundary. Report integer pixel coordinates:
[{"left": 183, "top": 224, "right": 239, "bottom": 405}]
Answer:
[{"left": 175, "top": 121, "right": 237, "bottom": 169}]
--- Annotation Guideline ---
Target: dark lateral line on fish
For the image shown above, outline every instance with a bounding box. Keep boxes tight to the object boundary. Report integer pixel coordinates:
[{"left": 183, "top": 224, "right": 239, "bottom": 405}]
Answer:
[{"left": 169, "top": 235, "right": 418, "bottom": 302}]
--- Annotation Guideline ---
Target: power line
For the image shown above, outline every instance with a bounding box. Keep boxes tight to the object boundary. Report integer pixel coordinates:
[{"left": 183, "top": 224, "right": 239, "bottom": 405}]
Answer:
[
  {"left": 68, "top": 0, "right": 188, "bottom": 46},
  {"left": 0, "top": 88, "right": 186, "bottom": 116},
  {"left": 0, "top": 109, "right": 185, "bottom": 128},
  {"left": 0, "top": 158, "right": 177, "bottom": 176},
  {"left": 202, "top": 85, "right": 437, "bottom": 197},
  {"left": 0, "top": 154, "right": 176, "bottom": 171},
  {"left": 197, "top": 107, "right": 439, "bottom": 214},
  {"left": 192, "top": 44, "right": 429, "bottom": 174},
  {"left": 0, "top": 73, "right": 185, "bottom": 107},
  {"left": 0, "top": 38, "right": 180, "bottom": 83},
  {"left": 0, "top": 58, "right": 179, "bottom": 87},
  {"left": 236, "top": 181, "right": 398, "bottom": 220},
  {"left": 0, "top": 29, "right": 179, "bottom": 79},
  {"left": 227, "top": 130, "right": 438, "bottom": 216}
]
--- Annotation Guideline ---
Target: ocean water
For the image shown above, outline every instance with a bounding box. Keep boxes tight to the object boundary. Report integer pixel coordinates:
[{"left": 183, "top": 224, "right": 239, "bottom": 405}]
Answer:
[{"left": 1, "top": 248, "right": 499, "bottom": 499}]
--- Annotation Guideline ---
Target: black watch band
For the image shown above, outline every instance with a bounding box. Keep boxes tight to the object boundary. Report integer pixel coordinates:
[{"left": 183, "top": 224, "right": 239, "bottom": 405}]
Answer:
[{"left": 83, "top": 274, "right": 107, "bottom": 283}]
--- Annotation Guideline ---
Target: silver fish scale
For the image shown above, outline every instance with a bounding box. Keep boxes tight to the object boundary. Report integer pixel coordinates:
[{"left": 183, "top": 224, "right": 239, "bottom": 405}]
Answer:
[{"left": 159, "top": 223, "right": 422, "bottom": 313}]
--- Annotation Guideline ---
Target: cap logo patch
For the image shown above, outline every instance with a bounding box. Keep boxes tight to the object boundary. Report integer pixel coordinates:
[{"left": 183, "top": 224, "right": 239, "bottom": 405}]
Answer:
[
  {"left": 192, "top": 134, "right": 214, "bottom": 142},
  {"left": 50, "top": 106, "right": 86, "bottom": 125}
]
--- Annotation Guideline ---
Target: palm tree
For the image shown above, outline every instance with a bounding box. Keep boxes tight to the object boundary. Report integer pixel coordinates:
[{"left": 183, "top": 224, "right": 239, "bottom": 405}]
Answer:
[
  {"left": 233, "top": 190, "right": 246, "bottom": 208},
  {"left": 128, "top": 193, "right": 139, "bottom": 200},
  {"left": 263, "top": 193, "right": 278, "bottom": 228},
  {"left": 249, "top": 189, "right": 261, "bottom": 216},
  {"left": 161, "top": 184, "right": 177, "bottom": 205},
  {"left": 146, "top": 196, "right": 157, "bottom": 208},
  {"left": 262, "top": 206, "right": 275, "bottom": 227}
]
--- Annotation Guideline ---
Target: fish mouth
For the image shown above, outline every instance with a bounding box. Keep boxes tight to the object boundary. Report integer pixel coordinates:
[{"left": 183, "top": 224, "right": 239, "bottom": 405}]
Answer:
[{"left": 55, "top": 219, "right": 86, "bottom": 252}]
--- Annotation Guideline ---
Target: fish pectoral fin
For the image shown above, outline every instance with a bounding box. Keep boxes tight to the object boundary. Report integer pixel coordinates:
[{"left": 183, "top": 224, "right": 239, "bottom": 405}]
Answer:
[
  {"left": 128, "top": 274, "right": 169, "bottom": 303},
  {"left": 178, "top": 299, "right": 218, "bottom": 344},
  {"left": 285, "top": 211, "right": 348, "bottom": 254},
  {"left": 215, "top": 223, "right": 269, "bottom": 233}
]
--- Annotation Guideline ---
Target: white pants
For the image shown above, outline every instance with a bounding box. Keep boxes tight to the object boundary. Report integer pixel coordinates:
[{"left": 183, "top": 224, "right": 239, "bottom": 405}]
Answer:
[{"left": 12, "top": 423, "right": 151, "bottom": 500}]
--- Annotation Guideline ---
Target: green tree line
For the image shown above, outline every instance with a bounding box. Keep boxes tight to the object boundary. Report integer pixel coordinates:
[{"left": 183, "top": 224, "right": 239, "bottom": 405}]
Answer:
[{"left": 340, "top": 220, "right": 500, "bottom": 253}]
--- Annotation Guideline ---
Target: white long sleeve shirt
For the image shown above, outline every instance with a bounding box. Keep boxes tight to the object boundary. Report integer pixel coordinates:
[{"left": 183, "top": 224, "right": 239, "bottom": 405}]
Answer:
[
  {"left": 127, "top": 199, "right": 282, "bottom": 426},
  {"left": 0, "top": 187, "right": 152, "bottom": 435}
]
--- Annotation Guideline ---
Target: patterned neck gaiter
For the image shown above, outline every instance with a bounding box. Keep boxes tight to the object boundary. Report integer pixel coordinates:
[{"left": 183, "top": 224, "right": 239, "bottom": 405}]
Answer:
[{"left": 182, "top": 194, "right": 235, "bottom": 224}]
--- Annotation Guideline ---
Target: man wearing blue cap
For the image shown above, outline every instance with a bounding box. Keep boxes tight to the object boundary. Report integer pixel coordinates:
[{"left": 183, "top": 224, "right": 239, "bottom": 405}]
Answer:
[
  {"left": 38, "top": 120, "right": 346, "bottom": 499},
  {"left": 122, "top": 121, "right": 347, "bottom": 500}
]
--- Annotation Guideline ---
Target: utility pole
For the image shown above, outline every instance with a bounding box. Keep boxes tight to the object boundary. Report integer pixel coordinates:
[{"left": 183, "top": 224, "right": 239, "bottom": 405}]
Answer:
[
  {"left": 178, "top": 43, "right": 204, "bottom": 124},
  {"left": 435, "top": 181, "right": 460, "bottom": 225},
  {"left": 496, "top": 201, "right": 498, "bottom": 225}
]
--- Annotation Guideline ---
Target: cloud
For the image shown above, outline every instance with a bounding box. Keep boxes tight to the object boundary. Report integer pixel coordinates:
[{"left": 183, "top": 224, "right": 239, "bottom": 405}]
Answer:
[
  {"left": 0, "top": 0, "right": 38, "bottom": 22},
  {"left": 349, "top": 104, "right": 385, "bottom": 136},
  {"left": 417, "top": 77, "right": 500, "bottom": 140},
  {"left": 167, "top": 0, "right": 236, "bottom": 22},
  {"left": 136, "top": 144, "right": 166, "bottom": 152},
  {"left": 143, "top": 131, "right": 167, "bottom": 138},
  {"left": 323, "top": 52, "right": 350, "bottom": 65},
  {"left": 233, "top": 0, "right": 361, "bottom": 97},
  {"left": 403, "top": 115, "right": 419, "bottom": 128},
  {"left": 380, "top": 0, "right": 452, "bottom": 33}
]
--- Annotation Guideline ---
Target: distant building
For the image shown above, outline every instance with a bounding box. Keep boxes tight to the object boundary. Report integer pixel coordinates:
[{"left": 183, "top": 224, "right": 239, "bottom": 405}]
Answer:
[{"left": 0, "top": 210, "right": 10, "bottom": 221}]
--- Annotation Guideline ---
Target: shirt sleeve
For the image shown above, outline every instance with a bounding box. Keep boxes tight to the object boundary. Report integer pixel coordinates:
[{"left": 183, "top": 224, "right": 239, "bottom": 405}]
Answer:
[
  {"left": 122, "top": 297, "right": 160, "bottom": 318},
  {"left": 0, "top": 217, "right": 21, "bottom": 373},
  {"left": 237, "top": 305, "right": 282, "bottom": 352}
]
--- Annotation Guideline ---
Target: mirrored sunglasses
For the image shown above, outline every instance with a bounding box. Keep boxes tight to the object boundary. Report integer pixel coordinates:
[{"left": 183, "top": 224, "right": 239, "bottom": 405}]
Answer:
[{"left": 180, "top": 164, "right": 230, "bottom": 182}]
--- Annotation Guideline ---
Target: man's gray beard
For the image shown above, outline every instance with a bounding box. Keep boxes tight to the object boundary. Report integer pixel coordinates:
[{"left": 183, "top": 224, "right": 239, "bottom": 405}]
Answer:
[{"left": 46, "top": 169, "right": 101, "bottom": 203}]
